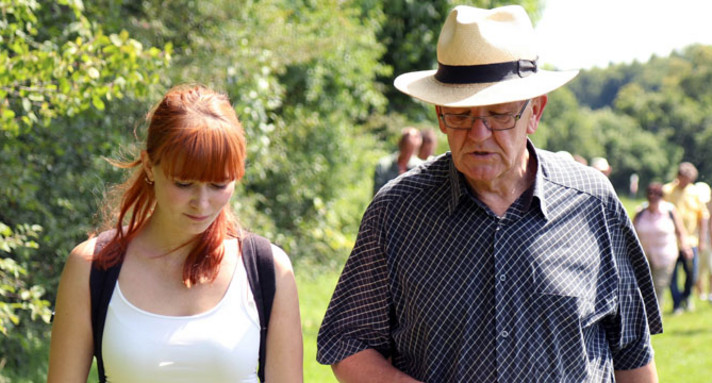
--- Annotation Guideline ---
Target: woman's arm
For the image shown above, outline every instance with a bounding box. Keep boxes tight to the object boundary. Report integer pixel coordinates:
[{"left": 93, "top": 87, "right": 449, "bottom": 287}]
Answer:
[
  {"left": 264, "top": 246, "right": 303, "bottom": 382},
  {"left": 47, "top": 239, "right": 96, "bottom": 383}
]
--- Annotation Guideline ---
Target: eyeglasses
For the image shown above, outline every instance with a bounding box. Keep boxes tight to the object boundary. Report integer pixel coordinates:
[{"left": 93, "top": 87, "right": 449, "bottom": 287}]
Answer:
[{"left": 439, "top": 99, "right": 530, "bottom": 131}]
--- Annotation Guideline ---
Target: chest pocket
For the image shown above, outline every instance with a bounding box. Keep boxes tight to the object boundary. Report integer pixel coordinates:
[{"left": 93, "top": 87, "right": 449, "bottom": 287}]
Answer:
[{"left": 530, "top": 242, "right": 617, "bottom": 328}]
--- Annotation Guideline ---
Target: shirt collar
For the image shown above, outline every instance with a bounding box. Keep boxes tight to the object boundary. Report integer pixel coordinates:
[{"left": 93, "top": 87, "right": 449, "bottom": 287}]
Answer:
[
  {"left": 447, "top": 139, "right": 549, "bottom": 219},
  {"left": 530, "top": 143, "right": 549, "bottom": 219}
]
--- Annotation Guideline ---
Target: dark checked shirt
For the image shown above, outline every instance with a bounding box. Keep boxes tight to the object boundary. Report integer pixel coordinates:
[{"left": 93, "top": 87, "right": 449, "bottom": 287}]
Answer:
[{"left": 317, "top": 142, "right": 662, "bottom": 382}]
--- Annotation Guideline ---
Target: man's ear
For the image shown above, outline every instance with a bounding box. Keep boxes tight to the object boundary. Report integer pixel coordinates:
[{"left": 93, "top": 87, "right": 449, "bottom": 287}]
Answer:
[
  {"left": 141, "top": 151, "right": 155, "bottom": 183},
  {"left": 527, "top": 95, "right": 548, "bottom": 135},
  {"left": 435, "top": 105, "right": 447, "bottom": 134}
]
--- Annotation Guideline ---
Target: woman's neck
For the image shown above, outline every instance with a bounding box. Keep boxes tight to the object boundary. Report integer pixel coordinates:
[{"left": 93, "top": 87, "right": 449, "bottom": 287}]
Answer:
[
  {"left": 647, "top": 200, "right": 661, "bottom": 212},
  {"left": 137, "top": 216, "right": 196, "bottom": 260}
]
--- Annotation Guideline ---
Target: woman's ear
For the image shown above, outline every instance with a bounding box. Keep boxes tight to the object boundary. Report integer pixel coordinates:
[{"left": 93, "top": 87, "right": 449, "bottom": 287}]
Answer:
[{"left": 141, "top": 151, "right": 155, "bottom": 183}]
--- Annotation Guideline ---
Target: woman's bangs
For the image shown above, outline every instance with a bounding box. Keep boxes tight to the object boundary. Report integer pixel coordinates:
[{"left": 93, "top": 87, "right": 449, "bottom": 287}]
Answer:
[{"left": 160, "top": 124, "right": 244, "bottom": 183}]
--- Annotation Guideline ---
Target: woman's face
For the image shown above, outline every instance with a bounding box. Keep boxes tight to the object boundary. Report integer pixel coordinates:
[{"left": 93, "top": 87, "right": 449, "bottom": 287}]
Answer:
[
  {"left": 646, "top": 189, "right": 663, "bottom": 203},
  {"left": 147, "top": 161, "right": 235, "bottom": 236}
]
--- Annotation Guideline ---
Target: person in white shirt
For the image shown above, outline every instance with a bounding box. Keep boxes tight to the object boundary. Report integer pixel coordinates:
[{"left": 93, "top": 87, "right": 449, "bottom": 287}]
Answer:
[{"left": 48, "top": 84, "right": 303, "bottom": 383}]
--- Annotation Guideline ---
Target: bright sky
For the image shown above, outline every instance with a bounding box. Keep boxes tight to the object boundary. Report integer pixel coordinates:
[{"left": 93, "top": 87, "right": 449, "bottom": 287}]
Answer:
[{"left": 534, "top": 0, "right": 712, "bottom": 70}]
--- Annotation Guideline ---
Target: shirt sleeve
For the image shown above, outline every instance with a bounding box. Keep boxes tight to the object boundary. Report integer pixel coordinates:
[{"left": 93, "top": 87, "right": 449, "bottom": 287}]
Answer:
[
  {"left": 698, "top": 194, "right": 710, "bottom": 220},
  {"left": 316, "top": 213, "right": 394, "bottom": 365},
  {"left": 604, "top": 199, "right": 663, "bottom": 370}
]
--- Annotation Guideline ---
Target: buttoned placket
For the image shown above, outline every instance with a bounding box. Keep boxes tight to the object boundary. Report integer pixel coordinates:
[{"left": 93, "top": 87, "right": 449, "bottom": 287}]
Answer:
[{"left": 493, "top": 214, "right": 512, "bottom": 380}]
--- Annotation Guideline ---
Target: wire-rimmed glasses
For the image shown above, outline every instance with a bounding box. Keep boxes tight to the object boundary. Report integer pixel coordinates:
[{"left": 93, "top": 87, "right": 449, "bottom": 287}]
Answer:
[{"left": 439, "top": 99, "right": 530, "bottom": 131}]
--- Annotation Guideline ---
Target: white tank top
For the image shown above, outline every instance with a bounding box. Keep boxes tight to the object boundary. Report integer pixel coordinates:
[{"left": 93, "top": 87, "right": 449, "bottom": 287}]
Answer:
[
  {"left": 102, "top": 253, "right": 261, "bottom": 383},
  {"left": 635, "top": 201, "right": 679, "bottom": 268}
]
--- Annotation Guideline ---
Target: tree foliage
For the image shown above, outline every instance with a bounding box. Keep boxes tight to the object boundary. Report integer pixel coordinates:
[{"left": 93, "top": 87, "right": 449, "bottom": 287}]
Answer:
[
  {"left": 1, "top": 0, "right": 168, "bottom": 377},
  {"left": 562, "top": 44, "right": 712, "bottom": 189}
]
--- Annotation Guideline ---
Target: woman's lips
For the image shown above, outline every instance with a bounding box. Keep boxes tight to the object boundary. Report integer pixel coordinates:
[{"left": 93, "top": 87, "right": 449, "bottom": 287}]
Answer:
[{"left": 185, "top": 214, "right": 209, "bottom": 221}]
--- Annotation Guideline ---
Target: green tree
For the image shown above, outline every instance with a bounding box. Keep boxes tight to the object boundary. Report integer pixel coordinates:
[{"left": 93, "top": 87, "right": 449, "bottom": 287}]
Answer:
[
  {"left": 533, "top": 86, "right": 604, "bottom": 159},
  {"left": 592, "top": 108, "right": 676, "bottom": 191},
  {"left": 558, "top": 45, "right": 712, "bottom": 189},
  {"left": 0, "top": 0, "right": 168, "bottom": 377},
  {"left": 567, "top": 61, "right": 643, "bottom": 110}
]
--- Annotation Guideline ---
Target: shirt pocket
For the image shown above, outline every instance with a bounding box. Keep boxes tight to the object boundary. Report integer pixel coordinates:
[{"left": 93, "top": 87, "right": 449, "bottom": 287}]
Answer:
[
  {"left": 531, "top": 248, "right": 617, "bottom": 328},
  {"left": 529, "top": 253, "right": 617, "bottom": 382}
]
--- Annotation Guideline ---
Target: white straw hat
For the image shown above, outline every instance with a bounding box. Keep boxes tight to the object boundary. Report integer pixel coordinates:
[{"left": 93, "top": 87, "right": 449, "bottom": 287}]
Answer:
[{"left": 394, "top": 5, "right": 579, "bottom": 107}]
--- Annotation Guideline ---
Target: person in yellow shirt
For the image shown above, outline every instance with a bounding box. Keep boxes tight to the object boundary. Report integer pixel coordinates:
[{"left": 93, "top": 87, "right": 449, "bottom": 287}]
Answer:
[
  {"left": 696, "top": 181, "right": 712, "bottom": 302},
  {"left": 663, "top": 162, "right": 709, "bottom": 313}
]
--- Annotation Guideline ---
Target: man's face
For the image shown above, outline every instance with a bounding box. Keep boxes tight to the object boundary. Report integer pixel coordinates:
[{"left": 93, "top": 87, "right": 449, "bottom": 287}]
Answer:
[
  {"left": 437, "top": 96, "right": 546, "bottom": 191},
  {"left": 419, "top": 140, "right": 435, "bottom": 159},
  {"left": 678, "top": 174, "right": 693, "bottom": 188},
  {"left": 401, "top": 134, "right": 422, "bottom": 159}
]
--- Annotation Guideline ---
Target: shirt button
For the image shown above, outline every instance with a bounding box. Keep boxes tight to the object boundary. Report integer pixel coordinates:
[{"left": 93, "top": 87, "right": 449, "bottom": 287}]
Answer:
[
  {"left": 501, "top": 331, "right": 509, "bottom": 338},
  {"left": 499, "top": 274, "right": 506, "bottom": 282}
]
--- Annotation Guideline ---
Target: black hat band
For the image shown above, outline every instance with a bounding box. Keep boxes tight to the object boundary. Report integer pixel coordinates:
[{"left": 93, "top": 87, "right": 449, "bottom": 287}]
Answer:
[{"left": 435, "top": 58, "right": 538, "bottom": 84}]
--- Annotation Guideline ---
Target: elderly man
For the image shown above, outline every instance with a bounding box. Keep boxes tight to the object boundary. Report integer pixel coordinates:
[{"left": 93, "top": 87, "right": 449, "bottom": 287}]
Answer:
[{"left": 317, "top": 5, "right": 661, "bottom": 383}]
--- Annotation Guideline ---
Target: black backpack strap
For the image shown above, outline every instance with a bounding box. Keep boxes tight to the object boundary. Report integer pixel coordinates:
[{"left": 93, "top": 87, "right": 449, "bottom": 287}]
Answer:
[
  {"left": 241, "top": 234, "right": 276, "bottom": 383},
  {"left": 89, "top": 233, "right": 122, "bottom": 383},
  {"left": 633, "top": 209, "right": 643, "bottom": 225}
]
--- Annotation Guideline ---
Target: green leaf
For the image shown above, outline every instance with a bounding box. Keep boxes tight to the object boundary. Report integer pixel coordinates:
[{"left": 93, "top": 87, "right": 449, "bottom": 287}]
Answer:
[
  {"left": 21, "top": 99, "right": 31, "bottom": 112},
  {"left": 87, "top": 67, "right": 100, "bottom": 79},
  {"left": 92, "top": 96, "right": 105, "bottom": 110},
  {"left": 2, "top": 109, "right": 16, "bottom": 120}
]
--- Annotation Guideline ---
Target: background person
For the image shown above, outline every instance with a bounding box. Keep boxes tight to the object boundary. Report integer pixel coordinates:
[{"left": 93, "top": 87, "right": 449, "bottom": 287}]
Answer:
[
  {"left": 630, "top": 173, "right": 640, "bottom": 198},
  {"left": 697, "top": 181, "right": 712, "bottom": 302},
  {"left": 591, "top": 156, "right": 612, "bottom": 177},
  {"left": 573, "top": 154, "right": 588, "bottom": 166},
  {"left": 48, "top": 84, "right": 303, "bottom": 383},
  {"left": 663, "top": 162, "right": 709, "bottom": 313},
  {"left": 417, "top": 128, "right": 438, "bottom": 160},
  {"left": 372, "top": 127, "right": 424, "bottom": 195},
  {"left": 318, "top": 5, "right": 661, "bottom": 383},
  {"left": 633, "top": 182, "right": 691, "bottom": 309}
]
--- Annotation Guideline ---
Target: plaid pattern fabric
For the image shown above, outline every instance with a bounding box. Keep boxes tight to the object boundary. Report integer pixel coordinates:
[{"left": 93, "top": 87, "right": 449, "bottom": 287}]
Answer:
[{"left": 317, "top": 142, "right": 662, "bottom": 382}]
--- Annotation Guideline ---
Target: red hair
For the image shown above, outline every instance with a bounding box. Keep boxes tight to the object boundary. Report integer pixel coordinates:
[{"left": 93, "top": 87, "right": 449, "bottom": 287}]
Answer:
[{"left": 95, "top": 84, "right": 246, "bottom": 286}]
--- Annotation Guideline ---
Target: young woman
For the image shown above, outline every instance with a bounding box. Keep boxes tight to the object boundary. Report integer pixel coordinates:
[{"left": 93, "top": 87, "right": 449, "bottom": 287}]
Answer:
[{"left": 48, "top": 84, "right": 303, "bottom": 382}]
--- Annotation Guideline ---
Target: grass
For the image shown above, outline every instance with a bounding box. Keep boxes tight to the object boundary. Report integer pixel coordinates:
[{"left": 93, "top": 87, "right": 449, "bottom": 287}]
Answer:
[
  {"left": 654, "top": 294, "right": 712, "bottom": 382},
  {"left": 296, "top": 269, "right": 340, "bottom": 383}
]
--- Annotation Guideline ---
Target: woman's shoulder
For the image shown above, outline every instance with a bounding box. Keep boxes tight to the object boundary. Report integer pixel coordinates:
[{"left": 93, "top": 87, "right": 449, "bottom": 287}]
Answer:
[
  {"left": 238, "top": 233, "right": 293, "bottom": 274},
  {"left": 659, "top": 200, "right": 676, "bottom": 213},
  {"left": 268, "top": 243, "right": 294, "bottom": 275},
  {"left": 69, "top": 236, "right": 99, "bottom": 263},
  {"left": 67, "top": 229, "right": 122, "bottom": 269},
  {"left": 57, "top": 236, "right": 99, "bottom": 298},
  {"left": 72, "top": 229, "right": 118, "bottom": 261}
]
